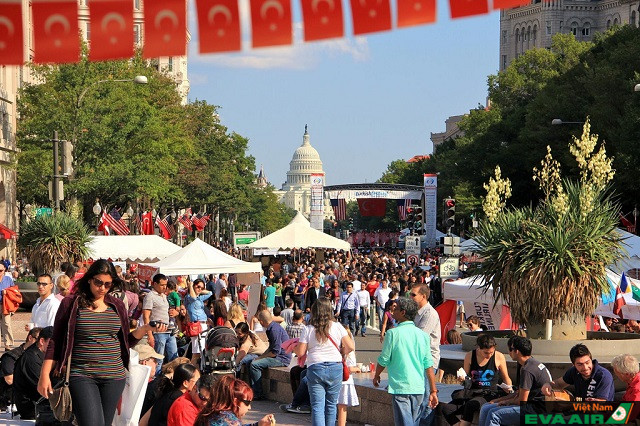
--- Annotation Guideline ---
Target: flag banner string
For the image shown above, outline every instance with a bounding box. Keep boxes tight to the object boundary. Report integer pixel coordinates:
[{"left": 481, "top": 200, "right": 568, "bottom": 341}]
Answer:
[{"left": 0, "top": 0, "right": 520, "bottom": 65}]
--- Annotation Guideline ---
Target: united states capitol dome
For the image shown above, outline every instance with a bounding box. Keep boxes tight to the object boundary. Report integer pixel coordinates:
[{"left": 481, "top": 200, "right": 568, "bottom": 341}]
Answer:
[{"left": 283, "top": 125, "right": 324, "bottom": 189}]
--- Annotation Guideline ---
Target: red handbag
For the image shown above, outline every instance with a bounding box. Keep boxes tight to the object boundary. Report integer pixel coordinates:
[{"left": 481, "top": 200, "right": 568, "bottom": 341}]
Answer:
[
  {"left": 185, "top": 321, "right": 202, "bottom": 337},
  {"left": 328, "top": 335, "right": 350, "bottom": 381}
]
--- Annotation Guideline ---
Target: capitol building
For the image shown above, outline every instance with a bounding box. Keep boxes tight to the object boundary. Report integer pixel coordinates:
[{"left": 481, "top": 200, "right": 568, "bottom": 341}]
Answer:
[{"left": 272, "top": 127, "right": 334, "bottom": 221}]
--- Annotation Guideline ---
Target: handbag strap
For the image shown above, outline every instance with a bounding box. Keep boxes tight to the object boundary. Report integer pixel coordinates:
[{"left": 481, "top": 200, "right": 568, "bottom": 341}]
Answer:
[
  {"left": 327, "top": 335, "right": 343, "bottom": 359},
  {"left": 63, "top": 355, "right": 71, "bottom": 385}
]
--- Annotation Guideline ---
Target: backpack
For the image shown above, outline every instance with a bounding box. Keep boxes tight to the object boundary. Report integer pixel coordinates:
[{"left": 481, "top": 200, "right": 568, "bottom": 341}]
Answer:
[{"left": 2, "top": 285, "right": 22, "bottom": 315}]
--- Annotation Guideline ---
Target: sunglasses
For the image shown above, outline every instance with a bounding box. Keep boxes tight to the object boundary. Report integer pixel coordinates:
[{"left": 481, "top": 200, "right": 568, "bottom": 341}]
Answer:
[
  {"left": 410, "top": 293, "right": 418, "bottom": 297},
  {"left": 195, "top": 286, "right": 204, "bottom": 290},
  {"left": 36, "top": 282, "right": 50, "bottom": 287},
  {"left": 241, "top": 399, "right": 252, "bottom": 406},
  {"left": 197, "top": 391, "right": 209, "bottom": 401},
  {"left": 92, "top": 278, "right": 113, "bottom": 289},
  {"left": 508, "top": 347, "right": 515, "bottom": 352}
]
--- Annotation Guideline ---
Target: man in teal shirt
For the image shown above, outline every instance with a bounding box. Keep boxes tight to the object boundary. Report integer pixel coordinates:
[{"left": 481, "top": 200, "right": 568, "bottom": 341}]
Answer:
[{"left": 373, "top": 297, "right": 438, "bottom": 426}]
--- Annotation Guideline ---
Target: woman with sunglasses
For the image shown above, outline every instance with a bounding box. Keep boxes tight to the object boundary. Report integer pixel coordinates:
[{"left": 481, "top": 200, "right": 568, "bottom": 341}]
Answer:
[
  {"left": 37, "top": 259, "right": 167, "bottom": 426},
  {"left": 184, "top": 278, "right": 212, "bottom": 365},
  {"left": 195, "top": 375, "right": 275, "bottom": 426}
]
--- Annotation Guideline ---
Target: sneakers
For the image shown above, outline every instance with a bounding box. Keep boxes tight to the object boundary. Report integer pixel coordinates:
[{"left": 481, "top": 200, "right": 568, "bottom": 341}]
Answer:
[{"left": 280, "top": 404, "right": 311, "bottom": 414}]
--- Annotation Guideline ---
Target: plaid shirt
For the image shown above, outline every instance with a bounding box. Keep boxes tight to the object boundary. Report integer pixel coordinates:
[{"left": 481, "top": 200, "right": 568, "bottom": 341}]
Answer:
[{"left": 286, "top": 323, "right": 305, "bottom": 339}]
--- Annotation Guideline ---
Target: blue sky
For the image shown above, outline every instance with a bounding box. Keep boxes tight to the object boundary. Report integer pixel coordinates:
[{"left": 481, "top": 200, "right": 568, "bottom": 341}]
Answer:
[{"left": 187, "top": 0, "right": 500, "bottom": 187}]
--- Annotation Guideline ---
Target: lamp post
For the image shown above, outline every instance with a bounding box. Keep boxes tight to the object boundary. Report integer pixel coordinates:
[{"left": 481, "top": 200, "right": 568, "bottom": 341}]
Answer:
[
  {"left": 93, "top": 199, "right": 102, "bottom": 233},
  {"left": 634, "top": 84, "right": 640, "bottom": 92},
  {"left": 126, "top": 203, "right": 134, "bottom": 235}
]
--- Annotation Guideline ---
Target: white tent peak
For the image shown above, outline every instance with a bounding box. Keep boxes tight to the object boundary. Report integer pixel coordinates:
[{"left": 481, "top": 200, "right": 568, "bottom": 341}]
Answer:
[
  {"left": 146, "top": 238, "right": 262, "bottom": 275},
  {"left": 290, "top": 211, "right": 311, "bottom": 226},
  {"left": 87, "top": 235, "right": 180, "bottom": 263}
]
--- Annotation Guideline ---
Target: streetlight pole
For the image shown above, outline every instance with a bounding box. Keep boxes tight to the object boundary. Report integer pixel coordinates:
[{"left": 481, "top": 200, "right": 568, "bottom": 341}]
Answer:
[{"left": 52, "top": 131, "right": 61, "bottom": 211}]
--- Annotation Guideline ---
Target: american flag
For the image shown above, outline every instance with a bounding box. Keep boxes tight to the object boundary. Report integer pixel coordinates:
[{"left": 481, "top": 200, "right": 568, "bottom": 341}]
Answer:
[
  {"left": 397, "top": 199, "right": 412, "bottom": 221},
  {"left": 178, "top": 208, "right": 193, "bottom": 229},
  {"left": 102, "top": 208, "right": 130, "bottom": 235},
  {"left": 192, "top": 213, "right": 209, "bottom": 231},
  {"left": 134, "top": 212, "right": 142, "bottom": 235},
  {"left": 156, "top": 215, "right": 176, "bottom": 239},
  {"left": 330, "top": 199, "right": 346, "bottom": 221}
]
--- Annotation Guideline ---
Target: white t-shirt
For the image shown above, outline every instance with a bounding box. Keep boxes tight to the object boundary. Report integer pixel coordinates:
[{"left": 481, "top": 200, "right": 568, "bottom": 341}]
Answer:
[
  {"left": 374, "top": 287, "right": 392, "bottom": 307},
  {"left": 300, "top": 321, "right": 348, "bottom": 366}
]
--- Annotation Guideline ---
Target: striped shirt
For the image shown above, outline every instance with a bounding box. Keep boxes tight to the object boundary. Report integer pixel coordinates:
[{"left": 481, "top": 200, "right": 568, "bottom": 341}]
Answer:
[{"left": 70, "top": 306, "right": 126, "bottom": 380}]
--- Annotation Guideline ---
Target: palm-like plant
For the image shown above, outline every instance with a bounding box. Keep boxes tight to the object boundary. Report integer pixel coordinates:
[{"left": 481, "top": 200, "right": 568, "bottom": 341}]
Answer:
[
  {"left": 18, "top": 212, "right": 93, "bottom": 276},
  {"left": 474, "top": 120, "right": 624, "bottom": 339}
]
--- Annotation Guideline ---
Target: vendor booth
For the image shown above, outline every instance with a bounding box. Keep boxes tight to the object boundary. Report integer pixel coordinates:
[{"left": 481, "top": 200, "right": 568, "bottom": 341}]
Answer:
[{"left": 87, "top": 235, "right": 181, "bottom": 262}]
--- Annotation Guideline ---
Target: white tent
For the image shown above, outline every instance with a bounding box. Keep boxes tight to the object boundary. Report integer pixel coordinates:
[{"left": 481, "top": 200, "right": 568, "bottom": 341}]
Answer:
[
  {"left": 144, "top": 238, "right": 262, "bottom": 275},
  {"left": 460, "top": 238, "right": 479, "bottom": 254},
  {"left": 610, "top": 228, "right": 640, "bottom": 272},
  {"left": 444, "top": 270, "right": 640, "bottom": 321},
  {"left": 87, "top": 235, "right": 181, "bottom": 263},
  {"left": 247, "top": 212, "right": 351, "bottom": 251}
]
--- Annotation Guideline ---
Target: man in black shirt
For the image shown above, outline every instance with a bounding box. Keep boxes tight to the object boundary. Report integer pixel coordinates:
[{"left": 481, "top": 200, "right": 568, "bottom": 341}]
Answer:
[
  {"left": 0, "top": 327, "right": 40, "bottom": 412},
  {"left": 14, "top": 326, "right": 53, "bottom": 420},
  {"left": 478, "top": 336, "right": 552, "bottom": 426}
]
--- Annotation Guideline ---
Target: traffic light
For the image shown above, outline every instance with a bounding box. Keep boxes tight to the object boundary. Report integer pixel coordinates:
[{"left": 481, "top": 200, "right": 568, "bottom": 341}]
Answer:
[
  {"left": 61, "top": 140, "right": 74, "bottom": 176},
  {"left": 445, "top": 198, "right": 456, "bottom": 232},
  {"left": 413, "top": 206, "right": 423, "bottom": 234}
]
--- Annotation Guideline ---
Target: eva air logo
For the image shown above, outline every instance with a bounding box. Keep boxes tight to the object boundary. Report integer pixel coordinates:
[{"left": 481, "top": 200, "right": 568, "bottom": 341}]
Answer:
[{"left": 606, "top": 403, "right": 633, "bottom": 424}]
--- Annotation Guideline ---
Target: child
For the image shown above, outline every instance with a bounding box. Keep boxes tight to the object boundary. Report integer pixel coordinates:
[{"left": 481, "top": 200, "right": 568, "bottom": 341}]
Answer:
[{"left": 338, "top": 324, "right": 360, "bottom": 426}]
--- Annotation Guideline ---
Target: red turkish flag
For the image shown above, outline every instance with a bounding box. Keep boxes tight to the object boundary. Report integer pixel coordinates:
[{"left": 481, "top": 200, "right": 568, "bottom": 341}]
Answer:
[
  {"left": 250, "top": 0, "right": 292, "bottom": 48},
  {"left": 493, "top": 0, "right": 528, "bottom": 9},
  {"left": 142, "top": 211, "right": 154, "bottom": 235},
  {"left": 196, "top": 0, "right": 241, "bottom": 53},
  {"left": 357, "top": 198, "right": 387, "bottom": 217},
  {"left": 89, "top": 0, "right": 134, "bottom": 61},
  {"left": 349, "top": 0, "right": 391, "bottom": 35},
  {"left": 449, "top": 0, "right": 489, "bottom": 19},
  {"left": 0, "top": 1, "right": 23, "bottom": 65},
  {"left": 397, "top": 0, "right": 436, "bottom": 28},
  {"left": 143, "top": 0, "right": 187, "bottom": 58},
  {"left": 32, "top": 0, "right": 79, "bottom": 64},
  {"left": 300, "top": 0, "right": 344, "bottom": 42}
]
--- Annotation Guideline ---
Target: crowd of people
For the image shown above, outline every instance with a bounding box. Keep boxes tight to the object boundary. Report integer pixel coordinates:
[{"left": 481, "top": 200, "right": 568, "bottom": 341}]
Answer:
[{"left": 0, "top": 246, "right": 638, "bottom": 425}]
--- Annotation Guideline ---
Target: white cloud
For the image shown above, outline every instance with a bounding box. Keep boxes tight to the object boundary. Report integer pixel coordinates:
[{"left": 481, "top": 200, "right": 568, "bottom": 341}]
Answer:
[{"left": 188, "top": 0, "right": 370, "bottom": 70}]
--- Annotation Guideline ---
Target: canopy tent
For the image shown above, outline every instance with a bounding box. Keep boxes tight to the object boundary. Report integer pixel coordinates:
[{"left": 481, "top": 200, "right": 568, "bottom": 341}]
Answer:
[
  {"left": 460, "top": 238, "right": 479, "bottom": 254},
  {"left": 87, "top": 235, "right": 181, "bottom": 263},
  {"left": 609, "top": 228, "right": 640, "bottom": 273},
  {"left": 144, "top": 238, "right": 262, "bottom": 275},
  {"left": 444, "top": 269, "right": 640, "bottom": 321},
  {"left": 247, "top": 212, "right": 351, "bottom": 251}
]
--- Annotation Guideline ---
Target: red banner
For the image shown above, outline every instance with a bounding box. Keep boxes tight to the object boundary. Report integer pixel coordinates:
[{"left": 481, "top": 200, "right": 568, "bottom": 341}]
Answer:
[
  {"left": 357, "top": 198, "right": 387, "bottom": 217},
  {"left": 196, "top": 0, "right": 241, "bottom": 52},
  {"left": 0, "top": 1, "right": 23, "bottom": 65},
  {"left": 350, "top": 0, "right": 391, "bottom": 35},
  {"left": 143, "top": 0, "right": 187, "bottom": 58},
  {"left": 250, "top": 0, "right": 292, "bottom": 47},
  {"left": 89, "top": 0, "right": 134, "bottom": 61},
  {"left": 397, "top": 0, "right": 436, "bottom": 28},
  {"left": 492, "top": 0, "right": 528, "bottom": 9},
  {"left": 449, "top": 0, "right": 489, "bottom": 19},
  {"left": 142, "top": 211, "right": 154, "bottom": 235},
  {"left": 32, "top": 0, "right": 79, "bottom": 64},
  {"left": 300, "top": 0, "right": 344, "bottom": 41}
]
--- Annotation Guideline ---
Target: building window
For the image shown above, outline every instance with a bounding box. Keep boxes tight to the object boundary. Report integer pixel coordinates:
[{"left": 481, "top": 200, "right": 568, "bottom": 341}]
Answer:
[
  {"left": 614, "top": 17, "right": 619, "bottom": 25},
  {"left": 607, "top": 19, "right": 611, "bottom": 29},
  {"left": 546, "top": 21, "right": 552, "bottom": 35},
  {"left": 559, "top": 21, "right": 563, "bottom": 32},
  {"left": 502, "top": 30, "right": 507, "bottom": 44},
  {"left": 571, "top": 22, "right": 578, "bottom": 36},
  {"left": 582, "top": 23, "right": 590, "bottom": 36},
  {"left": 502, "top": 55, "right": 507, "bottom": 70},
  {"left": 86, "top": 22, "right": 90, "bottom": 41},
  {"left": 134, "top": 24, "right": 140, "bottom": 45},
  {"left": 134, "top": 0, "right": 140, "bottom": 9},
  {"left": 533, "top": 25, "right": 537, "bottom": 45},
  {"left": 632, "top": 11, "right": 636, "bottom": 27}
]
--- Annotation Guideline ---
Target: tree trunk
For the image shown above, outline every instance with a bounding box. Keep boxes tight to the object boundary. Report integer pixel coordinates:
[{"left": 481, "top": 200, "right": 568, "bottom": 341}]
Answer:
[{"left": 527, "top": 314, "right": 587, "bottom": 340}]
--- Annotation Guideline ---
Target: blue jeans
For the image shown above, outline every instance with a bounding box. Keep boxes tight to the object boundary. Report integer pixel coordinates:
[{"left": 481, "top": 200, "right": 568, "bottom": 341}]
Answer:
[
  {"left": 392, "top": 394, "right": 424, "bottom": 426},
  {"left": 339, "top": 309, "right": 357, "bottom": 335},
  {"left": 480, "top": 404, "right": 520, "bottom": 426},
  {"left": 292, "top": 370, "right": 311, "bottom": 408},
  {"left": 357, "top": 306, "right": 368, "bottom": 335},
  {"left": 249, "top": 357, "right": 286, "bottom": 399},
  {"left": 153, "top": 332, "right": 178, "bottom": 374},
  {"left": 418, "top": 372, "right": 435, "bottom": 425},
  {"left": 377, "top": 305, "right": 385, "bottom": 328},
  {"left": 307, "top": 362, "right": 343, "bottom": 426},
  {"left": 236, "top": 353, "right": 258, "bottom": 371}
]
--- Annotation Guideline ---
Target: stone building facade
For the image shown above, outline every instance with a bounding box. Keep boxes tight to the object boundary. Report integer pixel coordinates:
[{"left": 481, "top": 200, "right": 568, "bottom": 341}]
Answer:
[{"left": 499, "top": 0, "right": 639, "bottom": 70}]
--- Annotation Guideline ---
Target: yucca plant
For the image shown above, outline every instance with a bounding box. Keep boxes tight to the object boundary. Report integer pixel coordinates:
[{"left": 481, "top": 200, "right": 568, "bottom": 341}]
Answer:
[
  {"left": 18, "top": 212, "right": 93, "bottom": 276},
  {"left": 474, "top": 119, "right": 624, "bottom": 339}
]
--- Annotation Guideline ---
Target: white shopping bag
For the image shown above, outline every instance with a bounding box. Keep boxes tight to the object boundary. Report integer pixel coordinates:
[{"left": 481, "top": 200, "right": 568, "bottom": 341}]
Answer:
[{"left": 113, "top": 349, "right": 151, "bottom": 426}]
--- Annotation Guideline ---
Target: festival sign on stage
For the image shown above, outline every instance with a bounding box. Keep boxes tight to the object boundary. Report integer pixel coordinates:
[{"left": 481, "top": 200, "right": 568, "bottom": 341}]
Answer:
[{"left": 310, "top": 173, "right": 324, "bottom": 231}]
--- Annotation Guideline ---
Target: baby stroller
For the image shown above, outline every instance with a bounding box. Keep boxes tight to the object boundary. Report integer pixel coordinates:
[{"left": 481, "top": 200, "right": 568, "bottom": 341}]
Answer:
[{"left": 199, "top": 326, "right": 239, "bottom": 375}]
